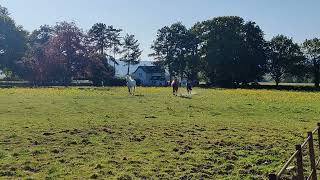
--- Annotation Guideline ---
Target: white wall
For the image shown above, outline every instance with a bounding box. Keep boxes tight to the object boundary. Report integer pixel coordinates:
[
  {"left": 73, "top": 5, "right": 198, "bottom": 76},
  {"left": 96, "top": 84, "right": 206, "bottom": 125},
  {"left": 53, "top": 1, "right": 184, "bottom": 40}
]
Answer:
[
  {"left": 0, "top": 70, "right": 6, "bottom": 79},
  {"left": 133, "top": 68, "right": 147, "bottom": 84}
]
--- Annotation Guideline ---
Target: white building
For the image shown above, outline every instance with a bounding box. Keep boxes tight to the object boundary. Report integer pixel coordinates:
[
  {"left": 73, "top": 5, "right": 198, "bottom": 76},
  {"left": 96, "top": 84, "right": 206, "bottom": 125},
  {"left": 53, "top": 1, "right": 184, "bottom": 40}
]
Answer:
[
  {"left": 132, "top": 66, "right": 169, "bottom": 86},
  {"left": 0, "top": 70, "right": 6, "bottom": 79}
]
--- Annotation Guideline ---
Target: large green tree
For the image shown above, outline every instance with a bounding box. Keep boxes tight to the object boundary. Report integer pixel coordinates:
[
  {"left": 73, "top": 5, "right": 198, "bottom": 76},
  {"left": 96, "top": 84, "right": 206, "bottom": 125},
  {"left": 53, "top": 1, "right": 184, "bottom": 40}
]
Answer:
[
  {"left": 268, "top": 35, "right": 304, "bottom": 86},
  {"left": 87, "top": 53, "right": 115, "bottom": 86},
  {"left": 121, "top": 34, "right": 142, "bottom": 75},
  {"left": 88, "top": 24, "right": 122, "bottom": 75},
  {"left": 150, "top": 22, "right": 200, "bottom": 81},
  {"left": 106, "top": 25, "right": 122, "bottom": 70},
  {"left": 237, "top": 21, "right": 267, "bottom": 84},
  {"left": 88, "top": 23, "right": 109, "bottom": 55},
  {"left": 196, "top": 16, "right": 267, "bottom": 87},
  {"left": 0, "top": 5, "right": 28, "bottom": 75},
  {"left": 302, "top": 38, "right": 320, "bottom": 87}
]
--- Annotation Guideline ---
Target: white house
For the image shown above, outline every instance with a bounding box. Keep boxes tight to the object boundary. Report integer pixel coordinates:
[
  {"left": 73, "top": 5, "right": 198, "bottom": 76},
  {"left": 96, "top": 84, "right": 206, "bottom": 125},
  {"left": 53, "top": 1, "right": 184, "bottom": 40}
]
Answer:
[
  {"left": 132, "top": 66, "right": 169, "bottom": 86},
  {"left": 0, "top": 70, "right": 6, "bottom": 79}
]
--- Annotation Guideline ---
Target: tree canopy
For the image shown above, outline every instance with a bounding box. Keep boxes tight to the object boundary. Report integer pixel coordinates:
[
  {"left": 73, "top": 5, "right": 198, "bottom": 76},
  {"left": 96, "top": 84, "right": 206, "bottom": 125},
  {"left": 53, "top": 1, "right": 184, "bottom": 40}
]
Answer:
[
  {"left": 302, "top": 38, "right": 320, "bottom": 87},
  {"left": 267, "top": 35, "right": 304, "bottom": 86},
  {"left": 150, "top": 22, "right": 200, "bottom": 80},
  {"left": 0, "top": 6, "right": 27, "bottom": 75},
  {"left": 121, "top": 34, "right": 142, "bottom": 75}
]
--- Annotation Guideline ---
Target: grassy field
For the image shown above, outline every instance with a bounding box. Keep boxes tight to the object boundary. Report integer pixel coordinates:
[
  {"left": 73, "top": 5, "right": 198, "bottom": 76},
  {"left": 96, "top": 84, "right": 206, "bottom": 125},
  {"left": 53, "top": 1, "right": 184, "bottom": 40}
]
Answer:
[{"left": 0, "top": 87, "right": 320, "bottom": 179}]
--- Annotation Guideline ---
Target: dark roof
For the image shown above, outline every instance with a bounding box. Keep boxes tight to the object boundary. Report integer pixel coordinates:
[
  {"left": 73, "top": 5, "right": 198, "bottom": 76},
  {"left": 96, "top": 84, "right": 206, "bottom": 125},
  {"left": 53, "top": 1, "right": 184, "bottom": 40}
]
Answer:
[{"left": 134, "top": 66, "right": 165, "bottom": 74}]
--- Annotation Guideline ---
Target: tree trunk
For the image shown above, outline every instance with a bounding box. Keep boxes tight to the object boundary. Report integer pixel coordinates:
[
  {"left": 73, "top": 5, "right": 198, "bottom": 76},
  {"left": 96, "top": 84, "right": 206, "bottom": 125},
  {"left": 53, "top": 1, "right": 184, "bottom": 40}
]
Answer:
[
  {"left": 100, "top": 45, "right": 104, "bottom": 55},
  {"left": 127, "top": 63, "right": 130, "bottom": 75},
  {"left": 314, "top": 63, "right": 320, "bottom": 88},
  {"left": 127, "top": 49, "right": 130, "bottom": 75},
  {"left": 113, "top": 50, "right": 116, "bottom": 77}
]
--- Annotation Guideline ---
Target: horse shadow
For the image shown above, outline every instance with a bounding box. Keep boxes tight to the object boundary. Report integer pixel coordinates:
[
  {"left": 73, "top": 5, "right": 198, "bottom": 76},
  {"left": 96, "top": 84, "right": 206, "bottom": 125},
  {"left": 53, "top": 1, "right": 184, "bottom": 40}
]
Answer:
[
  {"left": 134, "top": 94, "right": 145, "bottom": 97},
  {"left": 178, "top": 94, "right": 192, "bottom": 99}
]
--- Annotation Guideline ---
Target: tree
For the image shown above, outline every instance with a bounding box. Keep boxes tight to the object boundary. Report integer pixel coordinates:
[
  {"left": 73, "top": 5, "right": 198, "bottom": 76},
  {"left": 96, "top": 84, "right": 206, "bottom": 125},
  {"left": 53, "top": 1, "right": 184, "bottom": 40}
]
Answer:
[
  {"left": 188, "top": 17, "right": 268, "bottom": 87},
  {"left": 302, "top": 38, "right": 320, "bottom": 87},
  {"left": 150, "top": 26, "right": 174, "bottom": 77},
  {"left": 88, "top": 53, "right": 115, "bottom": 86},
  {"left": 44, "top": 22, "right": 89, "bottom": 85},
  {"left": 22, "top": 22, "right": 115, "bottom": 86},
  {"left": 20, "top": 25, "right": 55, "bottom": 85},
  {"left": 88, "top": 23, "right": 109, "bottom": 55},
  {"left": 88, "top": 24, "right": 122, "bottom": 75},
  {"left": 0, "top": 5, "right": 28, "bottom": 75},
  {"left": 21, "top": 22, "right": 98, "bottom": 86},
  {"left": 205, "top": 17, "right": 244, "bottom": 86},
  {"left": 0, "top": 5, "right": 9, "bottom": 16},
  {"left": 106, "top": 25, "right": 122, "bottom": 71},
  {"left": 121, "top": 34, "right": 142, "bottom": 75},
  {"left": 183, "top": 30, "right": 201, "bottom": 81},
  {"left": 29, "top": 25, "right": 54, "bottom": 45},
  {"left": 150, "top": 22, "right": 200, "bottom": 81},
  {"left": 237, "top": 21, "right": 267, "bottom": 84},
  {"left": 268, "top": 35, "right": 304, "bottom": 86}
]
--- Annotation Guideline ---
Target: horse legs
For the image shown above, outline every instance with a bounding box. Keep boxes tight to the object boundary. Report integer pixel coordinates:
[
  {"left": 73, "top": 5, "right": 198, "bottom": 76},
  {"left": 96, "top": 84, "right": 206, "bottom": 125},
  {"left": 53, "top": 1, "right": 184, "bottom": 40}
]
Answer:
[
  {"left": 173, "top": 87, "right": 178, "bottom": 96},
  {"left": 128, "top": 86, "right": 131, "bottom": 95},
  {"left": 173, "top": 87, "right": 177, "bottom": 96}
]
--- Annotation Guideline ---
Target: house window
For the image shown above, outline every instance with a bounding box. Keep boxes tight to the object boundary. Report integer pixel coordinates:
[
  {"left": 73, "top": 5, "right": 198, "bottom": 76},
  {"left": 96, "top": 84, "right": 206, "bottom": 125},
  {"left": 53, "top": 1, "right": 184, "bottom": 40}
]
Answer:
[{"left": 139, "top": 73, "right": 142, "bottom": 77}]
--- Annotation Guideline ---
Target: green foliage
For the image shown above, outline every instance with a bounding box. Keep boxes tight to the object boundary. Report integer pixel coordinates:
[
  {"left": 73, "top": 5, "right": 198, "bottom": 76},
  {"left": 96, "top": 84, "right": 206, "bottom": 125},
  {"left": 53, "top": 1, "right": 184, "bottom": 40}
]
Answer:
[
  {"left": 197, "top": 16, "right": 267, "bottom": 87},
  {"left": 88, "top": 24, "right": 122, "bottom": 70},
  {"left": 121, "top": 34, "right": 142, "bottom": 75},
  {"left": 88, "top": 23, "right": 109, "bottom": 54},
  {"left": 267, "top": 35, "right": 305, "bottom": 86},
  {"left": 150, "top": 22, "right": 200, "bottom": 80},
  {"left": 0, "top": 5, "right": 9, "bottom": 16},
  {"left": 302, "top": 38, "right": 320, "bottom": 87},
  {"left": 0, "top": 6, "right": 28, "bottom": 73},
  {"left": 88, "top": 54, "right": 115, "bottom": 86}
]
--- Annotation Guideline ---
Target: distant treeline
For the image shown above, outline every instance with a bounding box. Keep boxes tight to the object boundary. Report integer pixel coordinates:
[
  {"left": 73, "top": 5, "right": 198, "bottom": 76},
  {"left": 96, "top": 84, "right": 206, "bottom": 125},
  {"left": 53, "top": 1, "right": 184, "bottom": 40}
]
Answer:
[
  {"left": 1, "top": 4, "right": 320, "bottom": 87},
  {"left": 150, "top": 18, "right": 320, "bottom": 88},
  {"left": 0, "top": 5, "right": 141, "bottom": 86}
]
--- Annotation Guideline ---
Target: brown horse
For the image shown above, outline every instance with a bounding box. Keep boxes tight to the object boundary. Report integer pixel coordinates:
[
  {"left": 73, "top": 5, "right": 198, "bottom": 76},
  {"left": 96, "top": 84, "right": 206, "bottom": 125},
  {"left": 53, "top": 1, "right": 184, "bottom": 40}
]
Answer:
[{"left": 171, "top": 78, "right": 179, "bottom": 96}]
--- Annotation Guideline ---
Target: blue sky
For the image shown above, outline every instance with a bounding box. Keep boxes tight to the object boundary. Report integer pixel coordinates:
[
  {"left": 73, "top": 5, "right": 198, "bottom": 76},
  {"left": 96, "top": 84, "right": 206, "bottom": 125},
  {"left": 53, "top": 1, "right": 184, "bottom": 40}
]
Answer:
[{"left": 1, "top": 0, "right": 320, "bottom": 60}]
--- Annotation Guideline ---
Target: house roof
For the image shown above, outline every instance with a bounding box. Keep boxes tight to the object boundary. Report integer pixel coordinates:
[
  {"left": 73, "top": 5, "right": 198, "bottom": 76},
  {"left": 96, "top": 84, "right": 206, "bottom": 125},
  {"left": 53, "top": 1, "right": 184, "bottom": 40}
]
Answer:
[{"left": 134, "top": 66, "right": 165, "bottom": 74}]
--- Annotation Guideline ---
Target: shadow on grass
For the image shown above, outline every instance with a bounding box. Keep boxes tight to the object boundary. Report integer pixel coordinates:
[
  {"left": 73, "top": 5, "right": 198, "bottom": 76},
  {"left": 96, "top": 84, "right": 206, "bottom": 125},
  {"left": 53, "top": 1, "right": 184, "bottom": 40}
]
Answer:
[
  {"left": 198, "top": 84, "right": 320, "bottom": 92},
  {"left": 134, "top": 94, "right": 145, "bottom": 97},
  {"left": 178, "top": 94, "right": 192, "bottom": 99}
]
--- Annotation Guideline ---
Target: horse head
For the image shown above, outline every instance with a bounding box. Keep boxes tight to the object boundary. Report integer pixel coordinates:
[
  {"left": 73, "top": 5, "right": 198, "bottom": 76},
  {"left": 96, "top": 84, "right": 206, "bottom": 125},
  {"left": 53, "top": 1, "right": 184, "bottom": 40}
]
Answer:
[{"left": 125, "top": 75, "right": 131, "bottom": 81}]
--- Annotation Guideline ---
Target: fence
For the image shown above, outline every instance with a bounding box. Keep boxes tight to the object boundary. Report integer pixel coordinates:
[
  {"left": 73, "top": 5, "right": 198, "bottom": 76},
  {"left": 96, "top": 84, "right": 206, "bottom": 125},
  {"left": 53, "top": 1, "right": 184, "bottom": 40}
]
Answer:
[{"left": 269, "top": 123, "right": 320, "bottom": 180}]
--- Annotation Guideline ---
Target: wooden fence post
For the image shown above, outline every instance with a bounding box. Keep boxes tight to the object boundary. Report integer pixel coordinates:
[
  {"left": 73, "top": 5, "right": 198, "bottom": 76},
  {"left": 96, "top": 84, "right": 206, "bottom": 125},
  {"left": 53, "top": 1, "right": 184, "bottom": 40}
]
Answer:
[
  {"left": 308, "top": 132, "right": 317, "bottom": 180},
  {"left": 269, "top": 173, "right": 277, "bottom": 180},
  {"left": 317, "top": 123, "right": 320, "bottom": 151},
  {"left": 296, "top": 144, "right": 304, "bottom": 180}
]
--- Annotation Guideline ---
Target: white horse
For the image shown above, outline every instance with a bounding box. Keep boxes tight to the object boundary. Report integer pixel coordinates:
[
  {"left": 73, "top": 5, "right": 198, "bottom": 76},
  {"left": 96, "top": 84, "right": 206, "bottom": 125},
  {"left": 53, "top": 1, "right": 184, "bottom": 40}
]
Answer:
[{"left": 126, "top": 75, "right": 136, "bottom": 95}]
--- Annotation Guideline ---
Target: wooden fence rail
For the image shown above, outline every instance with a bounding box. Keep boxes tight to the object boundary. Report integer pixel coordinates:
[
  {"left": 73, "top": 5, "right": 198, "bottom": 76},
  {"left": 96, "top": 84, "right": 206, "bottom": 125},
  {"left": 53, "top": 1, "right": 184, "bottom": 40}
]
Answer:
[{"left": 269, "top": 123, "right": 320, "bottom": 180}]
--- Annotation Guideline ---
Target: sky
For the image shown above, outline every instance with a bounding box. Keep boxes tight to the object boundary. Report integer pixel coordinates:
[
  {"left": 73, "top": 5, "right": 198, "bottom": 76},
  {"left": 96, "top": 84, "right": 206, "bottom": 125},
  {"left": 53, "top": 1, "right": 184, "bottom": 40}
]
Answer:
[{"left": 1, "top": 0, "right": 320, "bottom": 60}]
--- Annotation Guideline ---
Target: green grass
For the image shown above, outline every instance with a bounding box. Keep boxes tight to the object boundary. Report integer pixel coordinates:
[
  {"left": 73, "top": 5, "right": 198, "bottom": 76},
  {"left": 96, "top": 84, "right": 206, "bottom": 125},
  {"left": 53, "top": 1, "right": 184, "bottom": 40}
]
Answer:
[{"left": 0, "top": 87, "right": 320, "bottom": 179}]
